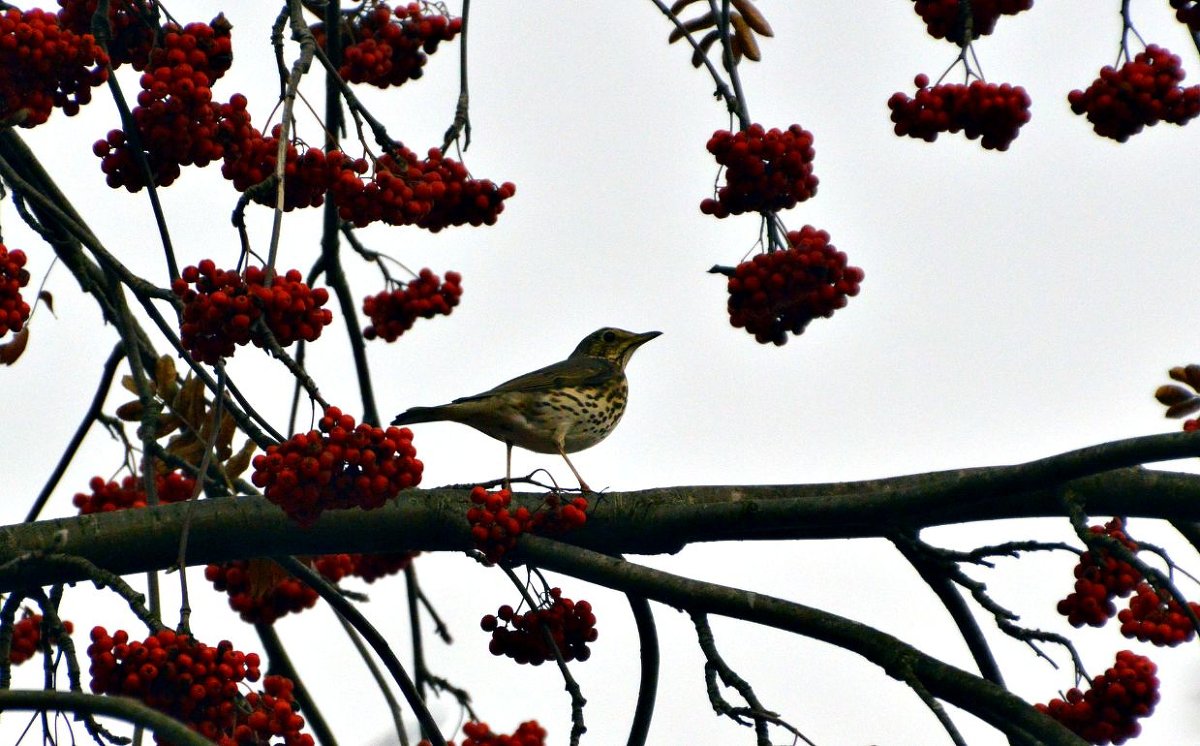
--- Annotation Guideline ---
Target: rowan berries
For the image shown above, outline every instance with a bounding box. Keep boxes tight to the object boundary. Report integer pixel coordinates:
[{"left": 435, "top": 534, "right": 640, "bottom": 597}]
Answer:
[
  {"left": 251, "top": 406, "right": 422, "bottom": 525},
  {"left": 312, "top": 3, "right": 463, "bottom": 89},
  {"left": 700, "top": 124, "right": 817, "bottom": 218},
  {"left": 363, "top": 269, "right": 463, "bottom": 342},
  {"left": 1036, "top": 651, "right": 1159, "bottom": 744},
  {"left": 9, "top": 612, "right": 73, "bottom": 665},
  {"left": 0, "top": 7, "right": 108, "bottom": 127},
  {"left": 1068, "top": 45, "right": 1200, "bottom": 142},
  {"left": 73, "top": 471, "right": 196, "bottom": 514},
  {"left": 724, "top": 225, "right": 864, "bottom": 345},
  {"left": 483, "top": 588, "right": 597, "bottom": 666},
  {"left": 0, "top": 245, "right": 31, "bottom": 339},
  {"left": 888, "top": 74, "right": 1031, "bottom": 150},
  {"left": 1057, "top": 518, "right": 1142, "bottom": 628},
  {"left": 910, "top": 0, "right": 1032, "bottom": 44}
]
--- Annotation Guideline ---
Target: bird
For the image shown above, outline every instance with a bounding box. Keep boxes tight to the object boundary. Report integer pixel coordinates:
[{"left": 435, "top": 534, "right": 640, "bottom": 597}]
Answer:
[{"left": 391, "top": 327, "right": 661, "bottom": 492}]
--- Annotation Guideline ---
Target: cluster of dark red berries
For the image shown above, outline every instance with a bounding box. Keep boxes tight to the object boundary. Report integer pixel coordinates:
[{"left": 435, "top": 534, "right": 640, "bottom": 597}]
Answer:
[
  {"left": 88, "top": 627, "right": 311, "bottom": 745},
  {"left": 57, "top": 0, "right": 158, "bottom": 69},
  {"left": 222, "top": 130, "right": 369, "bottom": 211},
  {"left": 332, "top": 148, "right": 517, "bottom": 231},
  {"left": 171, "top": 261, "right": 334, "bottom": 364},
  {"left": 9, "top": 612, "right": 73, "bottom": 666},
  {"left": 73, "top": 471, "right": 196, "bottom": 514},
  {"left": 0, "top": 245, "right": 31, "bottom": 339},
  {"left": 700, "top": 124, "right": 817, "bottom": 218},
  {"left": 723, "top": 225, "right": 864, "bottom": 346},
  {"left": 467, "top": 487, "right": 589, "bottom": 564},
  {"left": 909, "top": 0, "right": 1032, "bottom": 44},
  {"left": 251, "top": 406, "right": 422, "bottom": 525},
  {"left": 888, "top": 74, "right": 1031, "bottom": 150},
  {"left": 1170, "top": 1, "right": 1200, "bottom": 31},
  {"left": 206, "top": 552, "right": 415, "bottom": 624},
  {"left": 1068, "top": 45, "right": 1200, "bottom": 143},
  {"left": 92, "top": 17, "right": 251, "bottom": 191},
  {"left": 0, "top": 7, "right": 108, "bottom": 127},
  {"left": 1036, "top": 650, "right": 1158, "bottom": 745},
  {"left": 419, "top": 720, "right": 547, "bottom": 746},
  {"left": 363, "top": 269, "right": 463, "bottom": 342},
  {"left": 1056, "top": 518, "right": 1142, "bottom": 628},
  {"left": 312, "top": 3, "right": 463, "bottom": 89},
  {"left": 480, "top": 588, "right": 597, "bottom": 665},
  {"left": 1117, "top": 582, "right": 1200, "bottom": 647}
]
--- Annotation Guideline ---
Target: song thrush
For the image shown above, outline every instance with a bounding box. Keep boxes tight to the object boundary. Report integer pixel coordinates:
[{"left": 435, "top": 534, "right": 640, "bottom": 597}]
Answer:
[{"left": 391, "top": 327, "right": 661, "bottom": 491}]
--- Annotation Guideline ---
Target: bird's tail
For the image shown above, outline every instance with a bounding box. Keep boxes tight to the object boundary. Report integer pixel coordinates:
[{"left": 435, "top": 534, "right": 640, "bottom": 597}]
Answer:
[{"left": 391, "top": 405, "right": 449, "bottom": 426}]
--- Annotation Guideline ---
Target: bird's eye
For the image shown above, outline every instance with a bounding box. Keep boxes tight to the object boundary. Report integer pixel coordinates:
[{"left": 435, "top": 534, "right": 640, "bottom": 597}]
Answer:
[{"left": 602, "top": 331, "right": 616, "bottom": 343}]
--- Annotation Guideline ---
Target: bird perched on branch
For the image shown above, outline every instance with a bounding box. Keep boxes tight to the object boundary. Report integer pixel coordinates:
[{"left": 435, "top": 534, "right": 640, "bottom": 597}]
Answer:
[{"left": 391, "top": 327, "right": 661, "bottom": 491}]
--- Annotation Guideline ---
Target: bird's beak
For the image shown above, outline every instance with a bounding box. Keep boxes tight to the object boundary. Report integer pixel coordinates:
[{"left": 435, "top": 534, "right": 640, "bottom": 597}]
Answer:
[{"left": 633, "top": 331, "right": 662, "bottom": 347}]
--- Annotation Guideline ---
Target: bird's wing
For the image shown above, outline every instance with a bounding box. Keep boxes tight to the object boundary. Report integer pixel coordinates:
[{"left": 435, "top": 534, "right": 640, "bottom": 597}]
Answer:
[{"left": 452, "top": 357, "right": 613, "bottom": 402}]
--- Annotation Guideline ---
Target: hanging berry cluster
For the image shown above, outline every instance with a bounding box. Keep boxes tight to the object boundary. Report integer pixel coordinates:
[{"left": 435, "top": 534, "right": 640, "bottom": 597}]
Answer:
[
  {"left": 909, "top": 0, "right": 1032, "bottom": 44},
  {"left": 722, "top": 225, "right": 864, "bottom": 346},
  {"left": 1068, "top": 45, "right": 1200, "bottom": 143},
  {"left": 480, "top": 588, "right": 597, "bottom": 665},
  {"left": 1056, "top": 518, "right": 1143, "bottom": 628},
  {"left": 251, "top": 406, "right": 422, "bottom": 525},
  {"left": 700, "top": 124, "right": 817, "bottom": 218},
  {"left": 0, "top": 245, "right": 31, "bottom": 339},
  {"left": 888, "top": 74, "right": 1032, "bottom": 151},
  {"left": 206, "top": 552, "right": 415, "bottom": 624},
  {"left": 466, "top": 487, "right": 588, "bottom": 565},
  {"left": 222, "top": 129, "right": 369, "bottom": 211},
  {"left": 8, "top": 612, "right": 73, "bottom": 666},
  {"left": 73, "top": 471, "right": 196, "bottom": 514},
  {"left": 57, "top": 0, "right": 158, "bottom": 68},
  {"left": 91, "top": 17, "right": 251, "bottom": 191},
  {"left": 1036, "top": 650, "right": 1159, "bottom": 745},
  {"left": 0, "top": 7, "right": 108, "bottom": 127},
  {"left": 171, "top": 261, "right": 334, "bottom": 365},
  {"left": 311, "top": 2, "right": 463, "bottom": 89},
  {"left": 418, "top": 720, "right": 548, "bottom": 746},
  {"left": 1117, "top": 582, "right": 1200, "bottom": 647},
  {"left": 363, "top": 269, "right": 463, "bottom": 342},
  {"left": 87, "top": 627, "right": 312, "bottom": 745}
]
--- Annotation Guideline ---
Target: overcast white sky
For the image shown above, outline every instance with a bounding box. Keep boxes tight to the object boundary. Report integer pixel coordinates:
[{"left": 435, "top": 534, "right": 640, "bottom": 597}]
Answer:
[{"left": 5, "top": 1, "right": 1200, "bottom": 744}]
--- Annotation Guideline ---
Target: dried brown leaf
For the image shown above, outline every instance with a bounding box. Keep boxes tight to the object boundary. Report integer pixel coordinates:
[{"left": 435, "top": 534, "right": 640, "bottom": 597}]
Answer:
[
  {"left": 1166, "top": 399, "right": 1200, "bottom": 419},
  {"left": 731, "top": 0, "right": 773, "bottom": 36},
  {"left": 669, "top": 0, "right": 707, "bottom": 13},
  {"left": 120, "top": 374, "right": 139, "bottom": 394},
  {"left": 0, "top": 327, "right": 30, "bottom": 365},
  {"left": 37, "top": 290, "right": 55, "bottom": 316},
  {"left": 155, "top": 356, "right": 178, "bottom": 400},
  {"left": 668, "top": 10, "right": 716, "bottom": 43},
  {"left": 115, "top": 400, "right": 144, "bottom": 421},
  {"left": 217, "top": 412, "right": 237, "bottom": 460},
  {"left": 224, "top": 439, "right": 256, "bottom": 481},
  {"left": 1156, "top": 385, "right": 1195, "bottom": 406},
  {"left": 175, "top": 375, "right": 207, "bottom": 429},
  {"left": 731, "top": 13, "right": 760, "bottom": 61},
  {"left": 692, "top": 29, "right": 720, "bottom": 67},
  {"left": 154, "top": 413, "right": 181, "bottom": 439},
  {"left": 1184, "top": 364, "right": 1200, "bottom": 391},
  {"left": 166, "top": 432, "right": 204, "bottom": 466}
]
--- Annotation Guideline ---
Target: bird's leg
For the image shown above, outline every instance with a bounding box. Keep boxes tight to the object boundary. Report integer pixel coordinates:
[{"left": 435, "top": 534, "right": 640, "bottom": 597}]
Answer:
[
  {"left": 505, "top": 442, "right": 513, "bottom": 492},
  {"left": 557, "top": 446, "right": 592, "bottom": 493}
]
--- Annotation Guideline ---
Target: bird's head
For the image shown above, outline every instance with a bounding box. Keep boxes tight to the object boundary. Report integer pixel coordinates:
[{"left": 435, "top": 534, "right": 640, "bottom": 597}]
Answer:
[{"left": 569, "top": 327, "right": 661, "bottom": 368}]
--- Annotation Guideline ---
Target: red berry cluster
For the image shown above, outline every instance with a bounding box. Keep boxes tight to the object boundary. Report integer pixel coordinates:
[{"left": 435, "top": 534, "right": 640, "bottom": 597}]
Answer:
[
  {"left": 909, "top": 0, "right": 1032, "bottom": 44},
  {"left": 1067, "top": 45, "right": 1200, "bottom": 143},
  {"left": 171, "top": 261, "right": 333, "bottom": 364},
  {"left": 9, "top": 612, "right": 73, "bottom": 666},
  {"left": 1170, "top": 1, "right": 1200, "bottom": 32},
  {"left": 347, "top": 551, "right": 418, "bottom": 583},
  {"left": 888, "top": 74, "right": 1031, "bottom": 150},
  {"left": 205, "top": 555, "right": 353, "bottom": 624},
  {"left": 419, "top": 720, "right": 547, "bottom": 746},
  {"left": 251, "top": 406, "right": 422, "bottom": 525},
  {"left": 0, "top": 245, "right": 31, "bottom": 339},
  {"left": 73, "top": 470, "right": 196, "bottom": 514},
  {"left": 362, "top": 269, "right": 463, "bottom": 342},
  {"left": 1036, "top": 651, "right": 1159, "bottom": 745},
  {"left": 312, "top": 3, "right": 462, "bottom": 89},
  {"left": 333, "top": 148, "right": 516, "bottom": 231},
  {"left": 57, "top": 0, "right": 158, "bottom": 68},
  {"left": 1057, "top": 518, "right": 1142, "bottom": 628},
  {"left": 88, "top": 627, "right": 310, "bottom": 746},
  {"left": 467, "top": 487, "right": 589, "bottom": 564},
  {"left": 480, "top": 588, "right": 597, "bottom": 665},
  {"left": 222, "top": 129, "right": 370, "bottom": 211},
  {"left": 1117, "top": 582, "right": 1200, "bottom": 647},
  {"left": 700, "top": 124, "right": 817, "bottom": 218},
  {"left": 93, "top": 18, "right": 248, "bottom": 191},
  {"left": 0, "top": 7, "right": 108, "bottom": 127},
  {"left": 724, "top": 225, "right": 864, "bottom": 345}
]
